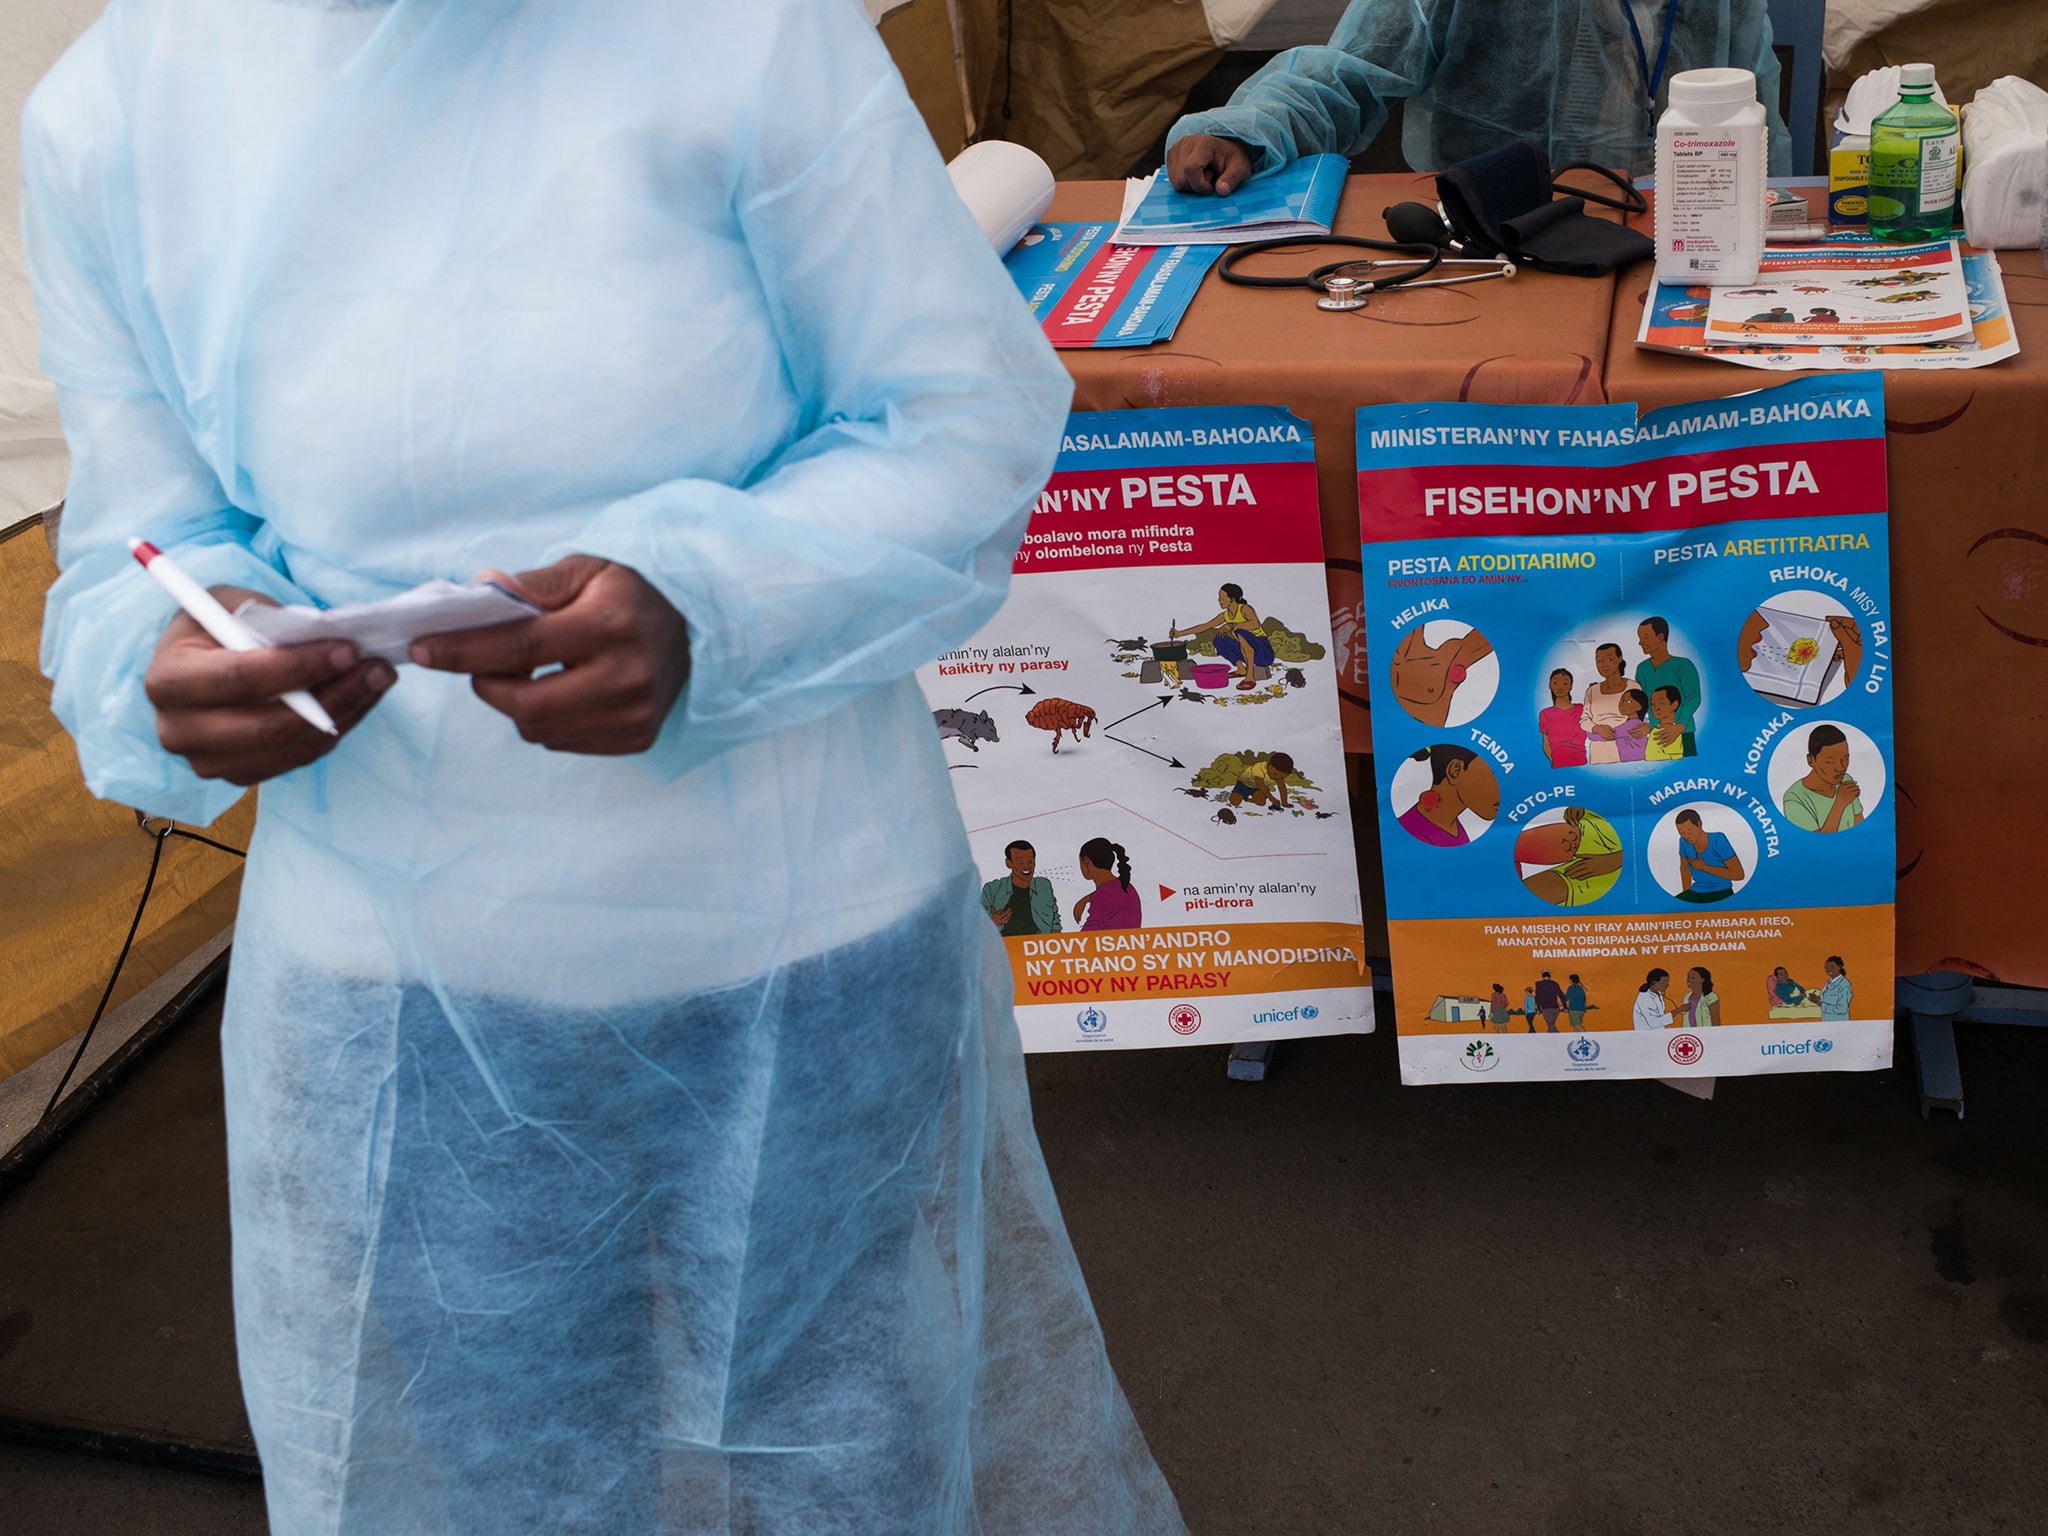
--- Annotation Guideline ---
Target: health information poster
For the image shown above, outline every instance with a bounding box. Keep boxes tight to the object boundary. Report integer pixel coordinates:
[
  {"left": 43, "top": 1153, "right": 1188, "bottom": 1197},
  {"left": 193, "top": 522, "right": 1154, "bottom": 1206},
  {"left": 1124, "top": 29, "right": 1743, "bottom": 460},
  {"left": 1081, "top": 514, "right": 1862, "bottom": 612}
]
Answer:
[
  {"left": 919, "top": 407, "right": 1373, "bottom": 1052},
  {"left": 1355, "top": 375, "right": 1893, "bottom": 1083}
]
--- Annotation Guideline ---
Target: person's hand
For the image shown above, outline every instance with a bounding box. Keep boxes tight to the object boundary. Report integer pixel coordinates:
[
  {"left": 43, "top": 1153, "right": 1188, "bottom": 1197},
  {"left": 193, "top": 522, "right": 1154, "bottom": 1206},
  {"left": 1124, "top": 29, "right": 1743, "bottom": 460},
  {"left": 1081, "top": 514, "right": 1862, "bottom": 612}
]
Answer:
[
  {"left": 990, "top": 907, "right": 1011, "bottom": 927},
  {"left": 1593, "top": 724, "right": 1616, "bottom": 740},
  {"left": 1736, "top": 609, "right": 1767, "bottom": 672},
  {"left": 1835, "top": 776, "right": 1860, "bottom": 803},
  {"left": 1826, "top": 614, "right": 1863, "bottom": 682},
  {"left": 1166, "top": 135, "right": 1255, "bottom": 196},
  {"left": 1562, "top": 859, "right": 1598, "bottom": 879},
  {"left": 1654, "top": 722, "right": 1683, "bottom": 746},
  {"left": 411, "top": 555, "right": 689, "bottom": 754},
  {"left": 144, "top": 587, "right": 394, "bottom": 786}
]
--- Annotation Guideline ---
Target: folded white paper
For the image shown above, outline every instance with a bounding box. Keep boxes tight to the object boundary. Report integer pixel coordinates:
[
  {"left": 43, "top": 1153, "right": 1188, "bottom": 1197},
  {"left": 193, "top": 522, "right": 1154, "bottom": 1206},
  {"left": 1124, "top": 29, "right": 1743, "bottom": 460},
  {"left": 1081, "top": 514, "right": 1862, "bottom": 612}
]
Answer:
[{"left": 235, "top": 580, "right": 543, "bottom": 665}]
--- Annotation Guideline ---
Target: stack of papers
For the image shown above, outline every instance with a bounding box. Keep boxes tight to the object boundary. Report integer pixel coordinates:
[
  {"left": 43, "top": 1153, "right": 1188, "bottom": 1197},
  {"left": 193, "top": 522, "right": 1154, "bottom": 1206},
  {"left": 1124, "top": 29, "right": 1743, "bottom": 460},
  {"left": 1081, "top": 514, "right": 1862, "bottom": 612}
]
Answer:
[
  {"left": 1004, "top": 222, "right": 1221, "bottom": 349},
  {"left": 1636, "top": 234, "right": 2017, "bottom": 371},
  {"left": 1109, "top": 152, "right": 1350, "bottom": 246}
]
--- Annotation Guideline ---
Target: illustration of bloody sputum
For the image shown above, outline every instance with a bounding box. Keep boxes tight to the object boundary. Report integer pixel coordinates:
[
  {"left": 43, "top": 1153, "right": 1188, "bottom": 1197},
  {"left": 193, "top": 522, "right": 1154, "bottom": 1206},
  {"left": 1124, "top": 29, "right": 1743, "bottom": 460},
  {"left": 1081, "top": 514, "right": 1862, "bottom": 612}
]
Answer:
[{"left": 1024, "top": 698, "right": 1096, "bottom": 752}]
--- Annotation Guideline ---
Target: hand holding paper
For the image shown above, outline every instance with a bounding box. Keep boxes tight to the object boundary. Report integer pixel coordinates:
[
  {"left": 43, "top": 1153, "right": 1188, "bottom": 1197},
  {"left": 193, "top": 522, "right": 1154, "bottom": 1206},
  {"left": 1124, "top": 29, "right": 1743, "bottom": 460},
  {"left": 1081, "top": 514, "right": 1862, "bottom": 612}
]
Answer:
[
  {"left": 410, "top": 555, "right": 691, "bottom": 755},
  {"left": 143, "top": 587, "right": 393, "bottom": 787}
]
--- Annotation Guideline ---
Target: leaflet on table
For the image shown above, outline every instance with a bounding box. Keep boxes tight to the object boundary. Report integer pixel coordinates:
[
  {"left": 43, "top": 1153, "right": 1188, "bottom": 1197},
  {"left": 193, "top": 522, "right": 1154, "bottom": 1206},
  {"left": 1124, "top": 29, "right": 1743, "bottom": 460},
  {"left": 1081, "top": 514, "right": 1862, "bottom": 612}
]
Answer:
[
  {"left": 1638, "top": 242, "right": 2016, "bottom": 371},
  {"left": 917, "top": 406, "right": 1372, "bottom": 1052},
  {"left": 1355, "top": 375, "right": 1894, "bottom": 1084},
  {"left": 1004, "top": 222, "right": 1221, "bottom": 348},
  {"left": 1109, "top": 153, "right": 1349, "bottom": 245},
  {"left": 1701, "top": 240, "right": 1970, "bottom": 346}
]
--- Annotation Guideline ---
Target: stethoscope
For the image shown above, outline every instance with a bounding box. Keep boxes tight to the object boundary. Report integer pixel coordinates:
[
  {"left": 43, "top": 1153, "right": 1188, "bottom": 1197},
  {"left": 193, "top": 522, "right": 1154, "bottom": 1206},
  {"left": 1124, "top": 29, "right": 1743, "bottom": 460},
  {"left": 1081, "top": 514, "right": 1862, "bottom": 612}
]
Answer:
[{"left": 1217, "top": 234, "right": 1516, "bottom": 311}]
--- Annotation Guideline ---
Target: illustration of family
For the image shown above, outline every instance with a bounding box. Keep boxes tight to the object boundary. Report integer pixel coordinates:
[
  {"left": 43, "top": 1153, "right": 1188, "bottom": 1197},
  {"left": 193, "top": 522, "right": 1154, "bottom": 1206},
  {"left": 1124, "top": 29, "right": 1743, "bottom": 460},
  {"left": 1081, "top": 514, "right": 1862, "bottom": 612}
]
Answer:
[
  {"left": 981, "top": 837, "right": 1144, "bottom": 936},
  {"left": 1540, "top": 617, "right": 1700, "bottom": 767},
  {"left": 1485, "top": 972, "right": 1592, "bottom": 1032}
]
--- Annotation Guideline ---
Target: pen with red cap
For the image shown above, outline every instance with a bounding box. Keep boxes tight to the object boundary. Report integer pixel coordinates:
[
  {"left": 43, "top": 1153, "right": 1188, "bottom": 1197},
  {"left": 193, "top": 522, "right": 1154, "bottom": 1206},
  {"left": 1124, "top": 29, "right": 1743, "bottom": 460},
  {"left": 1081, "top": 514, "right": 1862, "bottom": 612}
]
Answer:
[{"left": 128, "top": 538, "right": 338, "bottom": 736}]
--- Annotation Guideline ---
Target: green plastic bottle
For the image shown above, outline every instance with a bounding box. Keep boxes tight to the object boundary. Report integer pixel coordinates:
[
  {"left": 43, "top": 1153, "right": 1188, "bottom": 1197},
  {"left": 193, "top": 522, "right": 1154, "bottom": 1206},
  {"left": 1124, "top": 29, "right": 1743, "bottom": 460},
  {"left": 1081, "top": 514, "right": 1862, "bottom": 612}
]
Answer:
[{"left": 1868, "top": 63, "right": 1959, "bottom": 242}]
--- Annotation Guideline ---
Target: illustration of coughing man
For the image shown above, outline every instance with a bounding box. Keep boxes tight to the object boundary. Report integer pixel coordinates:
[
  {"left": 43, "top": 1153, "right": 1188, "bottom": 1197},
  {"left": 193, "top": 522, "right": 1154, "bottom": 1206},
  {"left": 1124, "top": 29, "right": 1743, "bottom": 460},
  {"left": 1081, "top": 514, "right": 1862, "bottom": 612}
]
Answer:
[
  {"left": 982, "top": 840, "right": 1061, "bottom": 935},
  {"left": 1780, "top": 724, "right": 1863, "bottom": 833}
]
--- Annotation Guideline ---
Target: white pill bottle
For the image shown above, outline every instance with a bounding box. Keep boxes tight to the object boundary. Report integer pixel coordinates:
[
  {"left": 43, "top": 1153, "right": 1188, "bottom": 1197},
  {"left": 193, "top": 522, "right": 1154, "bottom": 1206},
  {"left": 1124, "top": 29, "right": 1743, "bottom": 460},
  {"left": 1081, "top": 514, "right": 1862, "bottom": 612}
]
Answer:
[{"left": 1654, "top": 67, "right": 1768, "bottom": 286}]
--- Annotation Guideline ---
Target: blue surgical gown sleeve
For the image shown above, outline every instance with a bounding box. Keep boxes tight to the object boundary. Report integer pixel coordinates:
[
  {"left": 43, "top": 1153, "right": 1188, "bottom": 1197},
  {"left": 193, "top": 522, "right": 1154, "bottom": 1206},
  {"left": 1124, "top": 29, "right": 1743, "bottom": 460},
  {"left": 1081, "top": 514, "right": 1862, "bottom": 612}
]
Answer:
[
  {"left": 552, "top": 60, "right": 1074, "bottom": 773},
  {"left": 1166, "top": 0, "right": 1445, "bottom": 175},
  {"left": 1734, "top": 3, "right": 1794, "bottom": 176},
  {"left": 23, "top": 77, "right": 313, "bottom": 825}
]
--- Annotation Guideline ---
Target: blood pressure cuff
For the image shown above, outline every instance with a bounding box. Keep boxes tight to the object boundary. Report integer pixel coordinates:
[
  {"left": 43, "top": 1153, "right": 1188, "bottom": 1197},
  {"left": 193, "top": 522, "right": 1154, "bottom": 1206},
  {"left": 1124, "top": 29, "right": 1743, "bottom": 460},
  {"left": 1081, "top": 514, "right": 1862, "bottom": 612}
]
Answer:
[{"left": 1436, "top": 140, "right": 1653, "bottom": 277}]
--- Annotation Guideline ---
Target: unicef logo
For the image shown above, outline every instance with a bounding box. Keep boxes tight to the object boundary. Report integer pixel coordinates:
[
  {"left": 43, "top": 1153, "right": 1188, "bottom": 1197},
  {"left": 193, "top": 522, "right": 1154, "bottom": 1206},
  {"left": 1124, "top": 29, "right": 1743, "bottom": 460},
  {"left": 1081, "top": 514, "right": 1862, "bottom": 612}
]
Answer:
[
  {"left": 1566, "top": 1035, "right": 1600, "bottom": 1063},
  {"left": 1814, "top": 1038, "right": 1834, "bottom": 1053},
  {"left": 1076, "top": 1006, "right": 1108, "bottom": 1036},
  {"left": 1301, "top": 1005, "right": 1319, "bottom": 1021}
]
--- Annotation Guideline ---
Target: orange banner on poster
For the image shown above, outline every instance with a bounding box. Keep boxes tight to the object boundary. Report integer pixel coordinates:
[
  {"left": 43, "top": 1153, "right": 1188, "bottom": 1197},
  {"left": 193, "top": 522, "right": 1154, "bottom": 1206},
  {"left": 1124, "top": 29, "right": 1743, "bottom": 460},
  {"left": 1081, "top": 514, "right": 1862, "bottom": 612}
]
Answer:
[
  {"left": 1002, "top": 920, "right": 1366, "bottom": 1006},
  {"left": 1389, "top": 904, "right": 1891, "bottom": 1035}
]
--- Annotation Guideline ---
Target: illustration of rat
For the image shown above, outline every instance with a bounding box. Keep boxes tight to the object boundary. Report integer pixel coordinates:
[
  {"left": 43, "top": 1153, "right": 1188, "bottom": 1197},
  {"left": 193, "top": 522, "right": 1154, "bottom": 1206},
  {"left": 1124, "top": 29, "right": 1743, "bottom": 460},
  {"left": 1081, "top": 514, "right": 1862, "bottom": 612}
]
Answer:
[
  {"left": 1284, "top": 668, "right": 1306, "bottom": 689},
  {"left": 931, "top": 707, "right": 999, "bottom": 752}
]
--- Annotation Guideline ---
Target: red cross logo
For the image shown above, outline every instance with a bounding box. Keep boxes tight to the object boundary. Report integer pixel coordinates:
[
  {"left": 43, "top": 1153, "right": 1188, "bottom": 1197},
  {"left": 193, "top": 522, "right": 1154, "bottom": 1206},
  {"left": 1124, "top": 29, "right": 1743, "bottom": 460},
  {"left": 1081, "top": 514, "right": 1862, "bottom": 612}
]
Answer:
[
  {"left": 1667, "top": 1032, "right": 1705, "bottom": 1066},
  {"left": 1168, "top": 1005, "right": 1203, "bottom": 1036}
]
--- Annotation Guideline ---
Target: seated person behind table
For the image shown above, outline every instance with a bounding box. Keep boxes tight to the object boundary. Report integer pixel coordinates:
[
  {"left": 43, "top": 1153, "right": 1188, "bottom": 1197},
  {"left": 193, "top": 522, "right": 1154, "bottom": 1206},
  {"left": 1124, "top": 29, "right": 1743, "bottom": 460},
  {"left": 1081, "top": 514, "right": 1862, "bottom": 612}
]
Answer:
[
  {"left": 982, "top": 841, "right": 1061, "bottom": 935},
  {"left": 1165, "top": 0, "right": 1790, "bottom": 193}
]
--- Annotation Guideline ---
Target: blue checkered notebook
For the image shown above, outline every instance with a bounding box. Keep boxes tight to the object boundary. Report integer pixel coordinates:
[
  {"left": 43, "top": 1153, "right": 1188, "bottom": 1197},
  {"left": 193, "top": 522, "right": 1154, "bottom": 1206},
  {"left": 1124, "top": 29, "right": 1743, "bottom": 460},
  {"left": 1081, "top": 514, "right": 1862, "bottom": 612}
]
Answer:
[{"left": 1109, "top": 153, "right": 1349, "bottom": 246}]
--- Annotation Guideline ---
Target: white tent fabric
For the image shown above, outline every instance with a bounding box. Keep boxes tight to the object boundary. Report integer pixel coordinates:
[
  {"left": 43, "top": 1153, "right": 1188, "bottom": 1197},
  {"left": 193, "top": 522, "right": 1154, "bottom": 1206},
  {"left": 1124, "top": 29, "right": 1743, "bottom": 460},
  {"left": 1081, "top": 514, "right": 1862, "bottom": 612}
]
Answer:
[{"left": 2, "top": 0, "right": 106, "bottom": 533}]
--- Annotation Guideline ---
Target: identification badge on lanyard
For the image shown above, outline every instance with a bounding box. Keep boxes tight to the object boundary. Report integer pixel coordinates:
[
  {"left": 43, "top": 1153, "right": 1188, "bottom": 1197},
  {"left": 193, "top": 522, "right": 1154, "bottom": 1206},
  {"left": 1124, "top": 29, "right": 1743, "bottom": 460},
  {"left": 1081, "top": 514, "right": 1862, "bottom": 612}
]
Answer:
[{"left": 1622, "top": 0, "right": 1678, "bottom": 134}]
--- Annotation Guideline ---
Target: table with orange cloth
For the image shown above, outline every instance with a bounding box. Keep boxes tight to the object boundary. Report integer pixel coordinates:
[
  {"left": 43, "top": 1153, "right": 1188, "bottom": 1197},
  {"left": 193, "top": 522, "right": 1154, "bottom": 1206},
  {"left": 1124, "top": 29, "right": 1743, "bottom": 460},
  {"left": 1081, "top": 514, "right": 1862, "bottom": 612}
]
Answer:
[
  {"left": 1603, "top": 235, "right": 2048, "bottom": 989},
  {"left": 1044, "top": 174, "right": 1620, "bottom": 757}
]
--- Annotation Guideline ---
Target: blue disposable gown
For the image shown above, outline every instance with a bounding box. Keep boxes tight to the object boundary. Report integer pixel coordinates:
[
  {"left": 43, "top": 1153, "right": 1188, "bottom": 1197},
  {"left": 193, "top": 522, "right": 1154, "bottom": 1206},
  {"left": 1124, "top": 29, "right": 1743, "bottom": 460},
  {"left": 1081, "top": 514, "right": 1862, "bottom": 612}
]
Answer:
[
  {"left": 1170, "top": 0, "right": 1791, "bottom": 178},
  {"left": 25, "top": 2, "right": 1187, "bottom": 1531}
]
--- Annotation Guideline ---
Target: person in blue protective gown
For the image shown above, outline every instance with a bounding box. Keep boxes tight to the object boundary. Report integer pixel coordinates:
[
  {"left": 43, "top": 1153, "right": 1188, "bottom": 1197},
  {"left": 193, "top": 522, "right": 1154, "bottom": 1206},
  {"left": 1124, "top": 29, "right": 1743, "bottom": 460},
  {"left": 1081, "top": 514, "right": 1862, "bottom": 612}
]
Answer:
[
  {"left": 1167, "top": 0, "right": 1791, "bottom": 191},
  {"left": 23, "top": 2, "right": 1189, "bottom": 1531}
]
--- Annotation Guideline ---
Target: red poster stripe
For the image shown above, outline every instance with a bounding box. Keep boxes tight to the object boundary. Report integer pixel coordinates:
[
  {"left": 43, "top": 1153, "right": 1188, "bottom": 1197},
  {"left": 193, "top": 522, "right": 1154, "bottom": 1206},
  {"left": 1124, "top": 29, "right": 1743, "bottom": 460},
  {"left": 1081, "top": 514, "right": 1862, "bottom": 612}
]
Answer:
[
  {"left": 1019, "top": 461, "right": 1325, "bottom": 573},
  {"left": 1043, "top": 241, "right": 1154, "bottom": 345},
  {"left": 1358, "top": 438, "right": 1885, "bottom": 541}
]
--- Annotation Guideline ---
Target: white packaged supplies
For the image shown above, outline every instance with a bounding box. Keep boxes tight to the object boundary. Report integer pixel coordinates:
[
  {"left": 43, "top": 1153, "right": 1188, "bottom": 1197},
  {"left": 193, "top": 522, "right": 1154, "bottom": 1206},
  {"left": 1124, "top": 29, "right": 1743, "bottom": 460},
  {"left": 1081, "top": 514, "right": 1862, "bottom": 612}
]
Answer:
[{"left": 1961, "top": 76, "right": 2048, "bottom": 250}]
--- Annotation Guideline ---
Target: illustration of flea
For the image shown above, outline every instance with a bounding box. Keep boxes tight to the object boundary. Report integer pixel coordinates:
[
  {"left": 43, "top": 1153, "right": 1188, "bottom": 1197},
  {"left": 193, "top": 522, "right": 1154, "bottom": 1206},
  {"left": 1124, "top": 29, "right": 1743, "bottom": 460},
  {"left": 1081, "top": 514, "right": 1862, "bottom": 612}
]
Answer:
[{"left": 1024, "top": 697, "right": 1096, "bottom": 753}]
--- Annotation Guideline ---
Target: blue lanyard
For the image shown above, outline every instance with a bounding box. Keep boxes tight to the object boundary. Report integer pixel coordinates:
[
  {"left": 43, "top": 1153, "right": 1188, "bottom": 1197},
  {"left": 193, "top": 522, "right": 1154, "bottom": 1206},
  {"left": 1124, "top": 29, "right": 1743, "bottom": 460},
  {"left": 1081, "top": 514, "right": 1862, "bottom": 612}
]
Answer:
[{"left": 1621, "top": 0, "right": 1678, "bottom": 124}]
